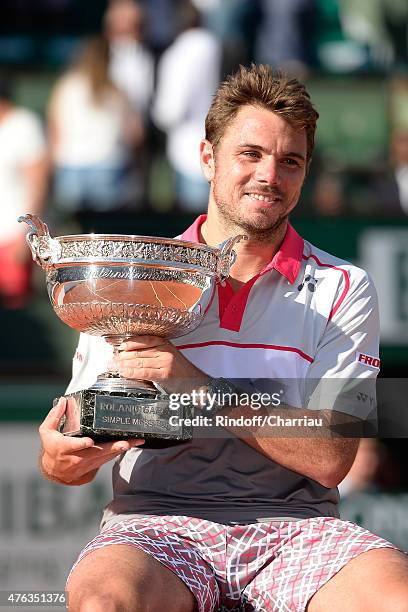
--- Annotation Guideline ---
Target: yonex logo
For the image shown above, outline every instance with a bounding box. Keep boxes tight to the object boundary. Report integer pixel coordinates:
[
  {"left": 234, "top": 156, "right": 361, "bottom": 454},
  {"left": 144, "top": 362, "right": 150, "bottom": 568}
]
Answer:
[
  {"left": 357, "top": 392, "right": 375, "bottom": 406},
  {"left": 298, "top": 275, "right": 318, "bottom": 293}
]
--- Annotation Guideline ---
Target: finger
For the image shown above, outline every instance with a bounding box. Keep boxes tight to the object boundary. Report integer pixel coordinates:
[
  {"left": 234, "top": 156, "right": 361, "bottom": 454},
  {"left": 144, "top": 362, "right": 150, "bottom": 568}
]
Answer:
[
  {"left": 59, "top": 435, "right": 144, "bottom": 455},
  {"left": 127, "top": 438, "right": 145, "bottom": 446},
  {"left": 90, "top": 438, "right": 144, "bottom": 454},
  {"left": 40, "top": 433, "right": 95, "bottom": 459},
  {"left": 39, "top": 400, "right": 95, "bottom": 450},
  {"left": 39, "top": 398, "right": 68, "bottom": 432},
  {"left": 116, "top": 349, "right": 161, "bottom": 362},
  {"left": 120, "top": 337, "right": 169, "bottom": 350},
  {"left": 59, "top": 435, "right": 96, "bottom": 451},
  {"left": 71, "top": 439, "right": 145, "bottom": 464},
  {"left": 118, "top": 366, "right": 163, "bottom": 380}
]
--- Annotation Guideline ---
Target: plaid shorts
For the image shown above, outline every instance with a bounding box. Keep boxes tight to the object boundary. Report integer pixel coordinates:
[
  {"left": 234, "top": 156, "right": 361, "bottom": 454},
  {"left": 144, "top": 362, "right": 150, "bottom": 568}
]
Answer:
[{"left": 71, "top": 515, "right": 397, "bottom": 612}]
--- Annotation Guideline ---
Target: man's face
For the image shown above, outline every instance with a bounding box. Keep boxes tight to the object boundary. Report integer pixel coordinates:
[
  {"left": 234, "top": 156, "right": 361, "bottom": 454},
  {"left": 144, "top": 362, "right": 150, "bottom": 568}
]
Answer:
[{"left": 201, "top": 105, "right": 307, "bottom": 238}]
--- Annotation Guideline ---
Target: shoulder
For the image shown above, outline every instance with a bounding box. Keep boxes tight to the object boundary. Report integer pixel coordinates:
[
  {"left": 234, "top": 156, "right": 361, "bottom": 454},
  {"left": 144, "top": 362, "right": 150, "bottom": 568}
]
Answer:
[
  {"left": 162, "top": 30, "right": 218, "bottom": 61},
  {"left": 5, "top": 108, "right": 45, "bottom": 154},
  {"left": 9, "top": 107, "right": 43, "bottom": 131},
  {"left": 52, "top": 72, "right": 87, "bottom": 100},
  {"left": 303, "top": 239, "right": 373, "bottom": 288},
  {"left": 184, "top": 29, "right": 219, "bottom": 59},
  {"left": 301, "top": 240, "right": 378, "bottom": 324}
]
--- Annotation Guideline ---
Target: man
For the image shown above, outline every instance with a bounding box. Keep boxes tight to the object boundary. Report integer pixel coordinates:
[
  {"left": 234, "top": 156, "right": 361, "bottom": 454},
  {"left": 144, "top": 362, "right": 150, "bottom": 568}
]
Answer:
[
  {"left": 39, "top": 65, "right": 408, "bottom": 611},
  {"left": 104, "top": 0, "right": 154, "bottom": 121},
  {"left": 152, "top": 0, "right": 221, "bottom": 211},
  {"left": 0, "top": 75, "right": 47, "bottom": 308},
  {"left": 372, "top": 129, "right": 408, "bottom": 217}
]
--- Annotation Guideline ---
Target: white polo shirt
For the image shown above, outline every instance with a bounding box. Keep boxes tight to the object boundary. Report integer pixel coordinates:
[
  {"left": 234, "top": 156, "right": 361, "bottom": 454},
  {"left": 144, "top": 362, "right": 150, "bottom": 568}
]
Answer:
[{"left": 67, "top": 215, "right": 380, "bottom": 524}]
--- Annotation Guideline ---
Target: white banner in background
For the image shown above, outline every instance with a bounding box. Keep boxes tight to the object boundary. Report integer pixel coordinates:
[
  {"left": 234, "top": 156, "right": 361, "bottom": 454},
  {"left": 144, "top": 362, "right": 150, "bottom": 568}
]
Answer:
[
  {"left": 0, "top": 424, "right": 113, "bottom": 592},
  {"left": 360, "top": 228, "right": 408, "bottom": 344}
]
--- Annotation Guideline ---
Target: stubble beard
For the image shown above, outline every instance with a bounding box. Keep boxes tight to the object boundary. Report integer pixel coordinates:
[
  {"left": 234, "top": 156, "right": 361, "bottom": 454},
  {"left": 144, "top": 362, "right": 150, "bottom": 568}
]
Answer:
[{"left": 213, "top": 190, "right": 290, "bottom": 243}]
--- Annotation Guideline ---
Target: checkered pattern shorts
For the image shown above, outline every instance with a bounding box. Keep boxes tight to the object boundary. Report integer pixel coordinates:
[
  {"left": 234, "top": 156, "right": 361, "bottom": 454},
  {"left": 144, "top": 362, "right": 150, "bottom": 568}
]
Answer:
[{"left": 70, "top": 515, "right": 397, "bottom": 611}]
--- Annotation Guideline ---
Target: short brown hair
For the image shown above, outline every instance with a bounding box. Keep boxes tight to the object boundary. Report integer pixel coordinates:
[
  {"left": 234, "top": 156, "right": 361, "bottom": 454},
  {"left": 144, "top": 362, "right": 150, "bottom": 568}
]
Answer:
[{"left": 205, "top": 64, "right": 319, "bottom": 164}]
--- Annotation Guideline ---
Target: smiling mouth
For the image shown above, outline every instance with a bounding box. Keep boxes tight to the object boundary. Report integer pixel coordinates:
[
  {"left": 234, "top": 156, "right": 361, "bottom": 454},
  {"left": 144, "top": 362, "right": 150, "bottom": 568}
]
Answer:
[{"left": 245, "top": 192, "right": 282, "bottom": 204}]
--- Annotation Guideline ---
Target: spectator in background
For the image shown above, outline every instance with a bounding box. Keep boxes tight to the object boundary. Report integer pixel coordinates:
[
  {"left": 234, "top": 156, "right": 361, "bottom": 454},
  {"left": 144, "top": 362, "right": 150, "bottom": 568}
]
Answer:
[
  {"left": 312, "top": 170, "right": 346, "bottom": 216},
  {"left": 254, "top": 0, "right": 317, "bottom": 77},
  {"left": 152, "top": 0, "right": 221, "bottom": 212},
  {"left": 0, "top": 76, "right": 48, "bottom": 309},
  {"left": 48, "top": 36, "right": 144, "bottom": 218},
  {"left": 372, "top": 130, "right": 408, "bottom": 217},
  {"left": 383, "top": 0, "right": 408, "bottom": 67},
  {"left": 138, "top": 0, "right": 179, "bottom": 57},
  {"left": 339, "top": 0, "right": 408, "bottom": 71},
  {"left": 104, "top": 0, "right": 155, "bottom": 121},
  {"left": 192, "top": 0, "right": 261, "bottom": 76}
]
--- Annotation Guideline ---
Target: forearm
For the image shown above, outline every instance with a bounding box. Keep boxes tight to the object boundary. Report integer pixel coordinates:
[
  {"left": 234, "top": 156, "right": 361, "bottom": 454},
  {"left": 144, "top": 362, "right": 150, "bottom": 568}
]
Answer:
[
  {"left": 23, "top": 159, "right": 49, "bottom": 216},
  {"left": 110, "top": 341, "right": 360, "bottom": 487},
  {"left": 199, "top": 377, "right": 361, "bottom": 488},
  {"left": 218, "top": 404, "right": 359, "bottom": 487}
]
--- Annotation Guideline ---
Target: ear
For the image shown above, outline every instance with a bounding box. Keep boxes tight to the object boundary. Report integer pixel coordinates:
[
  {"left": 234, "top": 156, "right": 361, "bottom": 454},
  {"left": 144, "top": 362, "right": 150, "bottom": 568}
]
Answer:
[{"left": 200, "top": 139, "right": 215, "bottom": 182}]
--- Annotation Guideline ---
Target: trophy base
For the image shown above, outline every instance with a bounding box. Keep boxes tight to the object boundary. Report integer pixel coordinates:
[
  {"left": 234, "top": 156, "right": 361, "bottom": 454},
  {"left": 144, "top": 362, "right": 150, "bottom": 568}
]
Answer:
[{"left": 57, "top": 388, "right": 193, "bottom": 448}]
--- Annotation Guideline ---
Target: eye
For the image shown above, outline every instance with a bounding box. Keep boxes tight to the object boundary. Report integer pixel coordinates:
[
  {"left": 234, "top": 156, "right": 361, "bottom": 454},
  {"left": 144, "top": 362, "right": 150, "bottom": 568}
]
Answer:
[
  {"left": 242, "top": 150, "right": 261, "bottom": 159},
  {"left": 282, "top": 158, "right": 301, "bottom": 167}
]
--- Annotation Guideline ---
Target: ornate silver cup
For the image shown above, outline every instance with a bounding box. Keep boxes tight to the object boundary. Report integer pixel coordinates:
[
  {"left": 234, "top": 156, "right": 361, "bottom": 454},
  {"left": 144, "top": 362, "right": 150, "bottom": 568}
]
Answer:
[{"left": 19, "top": 214, "right": 246, "bottom": 446}]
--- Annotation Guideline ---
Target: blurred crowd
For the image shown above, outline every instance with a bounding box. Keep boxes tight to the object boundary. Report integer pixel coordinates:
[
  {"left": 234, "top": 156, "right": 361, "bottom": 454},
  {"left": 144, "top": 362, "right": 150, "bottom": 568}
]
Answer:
[{"left": 1, "top": 0, "right": 408, "bottom": 308}]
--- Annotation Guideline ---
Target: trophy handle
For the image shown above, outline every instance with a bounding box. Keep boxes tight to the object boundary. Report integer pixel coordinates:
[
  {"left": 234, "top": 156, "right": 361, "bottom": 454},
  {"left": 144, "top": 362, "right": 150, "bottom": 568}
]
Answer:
[
  {"left": 217, "top": 234, "right": 248, "bottom": 281},
  {"left": 18, "top": 214, "right": 61, "bottom": 269}
]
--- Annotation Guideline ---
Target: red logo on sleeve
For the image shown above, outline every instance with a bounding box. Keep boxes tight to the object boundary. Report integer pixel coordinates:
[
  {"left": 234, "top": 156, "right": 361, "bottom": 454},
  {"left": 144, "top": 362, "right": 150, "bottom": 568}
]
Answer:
[{"left": 357, "top": 353, "right": 380, "bottom": 369}]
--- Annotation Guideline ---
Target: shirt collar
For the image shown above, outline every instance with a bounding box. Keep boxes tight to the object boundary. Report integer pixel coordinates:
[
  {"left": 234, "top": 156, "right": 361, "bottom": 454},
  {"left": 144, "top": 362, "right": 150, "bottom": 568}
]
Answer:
[
  {"left": 179, "top": 214, "right": 207, "bottom": 242},
  {"left": 179, "top": 214, "right": 304, "bottom": 284}
]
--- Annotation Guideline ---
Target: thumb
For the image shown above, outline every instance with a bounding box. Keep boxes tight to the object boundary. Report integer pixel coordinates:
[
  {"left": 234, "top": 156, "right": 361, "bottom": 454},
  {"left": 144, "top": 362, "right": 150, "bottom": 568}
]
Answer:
[{"left": 40, "top": 397, "right": 67, "bottom": 432}]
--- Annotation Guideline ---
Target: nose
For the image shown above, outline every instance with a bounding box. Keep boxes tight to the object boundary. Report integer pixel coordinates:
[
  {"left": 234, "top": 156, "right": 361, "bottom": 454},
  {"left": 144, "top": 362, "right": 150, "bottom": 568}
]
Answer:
[{"left": 255, "top": 156, "right": 281, "bottom": 186}]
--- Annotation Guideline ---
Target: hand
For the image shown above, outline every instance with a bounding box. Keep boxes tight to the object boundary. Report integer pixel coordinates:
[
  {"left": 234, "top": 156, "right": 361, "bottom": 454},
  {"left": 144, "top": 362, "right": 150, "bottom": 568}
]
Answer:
[
  {"left": 110, "top": 336, "right": 209, "bottom": 395},
  {"left": 38, "top": 398, "right": 144, "bottom": 485}
]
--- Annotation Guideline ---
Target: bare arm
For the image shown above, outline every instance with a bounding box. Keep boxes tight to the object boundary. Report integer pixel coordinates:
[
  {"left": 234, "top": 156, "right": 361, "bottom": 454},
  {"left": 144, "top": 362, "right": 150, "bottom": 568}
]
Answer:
[
  {"left": 111, "top": 337, "right": 361, "bottom": 489},
  {"left": 21, "top": 157, "right": 49, "bottom": 216},
  {"left": 214, "top": 403, "right": 360, "bottom": 488}
]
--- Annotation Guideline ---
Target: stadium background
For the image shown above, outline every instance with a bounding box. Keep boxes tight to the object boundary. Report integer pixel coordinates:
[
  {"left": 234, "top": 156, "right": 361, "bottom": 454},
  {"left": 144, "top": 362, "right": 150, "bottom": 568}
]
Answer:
[{"left": 1, "top": 0, "right": 408, "bottom": 597}]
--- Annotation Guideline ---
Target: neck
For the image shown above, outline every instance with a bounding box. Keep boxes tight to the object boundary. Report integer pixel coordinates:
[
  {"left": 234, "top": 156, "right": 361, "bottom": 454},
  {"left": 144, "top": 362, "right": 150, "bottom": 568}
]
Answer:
[{"left": 200, "top": 202, "right": 288, "bottom": 284}]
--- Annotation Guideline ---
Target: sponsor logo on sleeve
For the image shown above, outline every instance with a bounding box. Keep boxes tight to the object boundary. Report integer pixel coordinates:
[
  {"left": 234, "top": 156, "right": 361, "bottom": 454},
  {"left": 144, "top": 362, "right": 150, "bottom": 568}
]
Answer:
[
  {"left": 74, "top": 350, "right": 84, "bottom": 363},
  {"left": 357, "top": 352, "right": 381, "bottom": 369}
]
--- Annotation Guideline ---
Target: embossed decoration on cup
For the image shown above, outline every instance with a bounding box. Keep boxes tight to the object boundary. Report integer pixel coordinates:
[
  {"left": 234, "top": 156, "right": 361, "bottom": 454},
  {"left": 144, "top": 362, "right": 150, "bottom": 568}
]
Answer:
[{"left": 19, "top": 214, "right": 246, "bottom": 446}]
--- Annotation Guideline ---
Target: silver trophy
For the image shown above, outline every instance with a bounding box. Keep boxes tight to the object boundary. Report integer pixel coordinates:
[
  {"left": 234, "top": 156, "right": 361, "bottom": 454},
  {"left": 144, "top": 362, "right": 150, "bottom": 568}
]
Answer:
[{"left": 19, "top": 214, "right": 246, "bottom": 447}]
